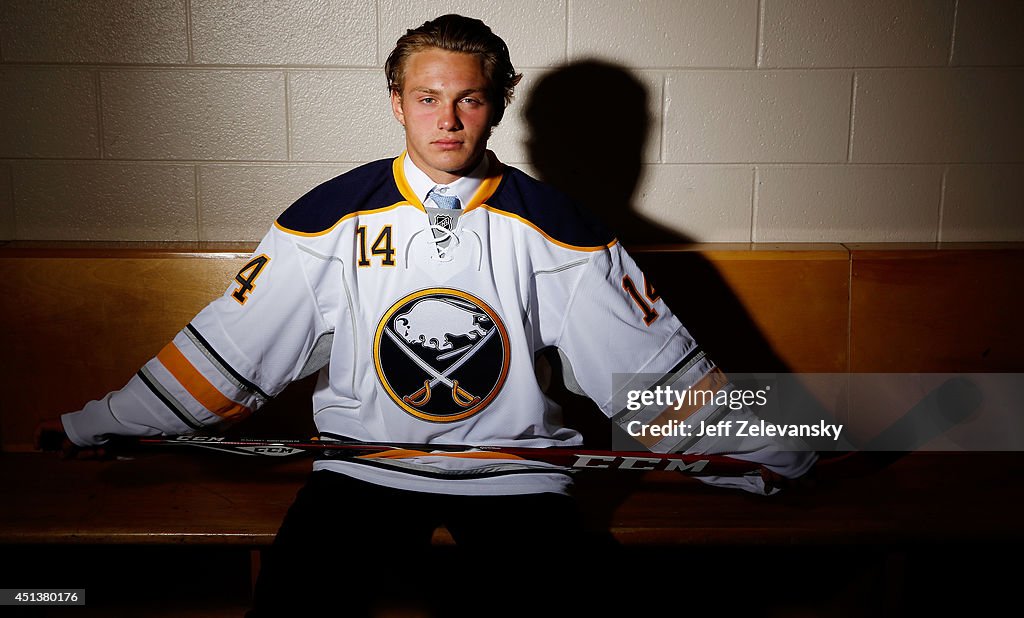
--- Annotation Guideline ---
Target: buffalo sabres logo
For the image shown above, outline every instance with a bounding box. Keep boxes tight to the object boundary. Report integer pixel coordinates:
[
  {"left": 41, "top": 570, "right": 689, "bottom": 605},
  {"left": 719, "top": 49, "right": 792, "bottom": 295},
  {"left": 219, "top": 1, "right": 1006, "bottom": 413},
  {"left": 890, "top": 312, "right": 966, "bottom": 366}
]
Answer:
[{"left": 374, "top": 289, "right": 510, "bottom": 423}]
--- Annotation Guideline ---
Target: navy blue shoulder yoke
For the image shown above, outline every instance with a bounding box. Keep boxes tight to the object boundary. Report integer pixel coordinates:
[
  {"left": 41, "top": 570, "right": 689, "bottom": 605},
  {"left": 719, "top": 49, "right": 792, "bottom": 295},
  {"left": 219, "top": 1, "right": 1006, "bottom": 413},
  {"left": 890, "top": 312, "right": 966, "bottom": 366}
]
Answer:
[
  {"left": 485, "top": 166, "right": 616, "bottom": 249},
  {"left": 276, "top": 158, "right": 402, "bottom": 234}
]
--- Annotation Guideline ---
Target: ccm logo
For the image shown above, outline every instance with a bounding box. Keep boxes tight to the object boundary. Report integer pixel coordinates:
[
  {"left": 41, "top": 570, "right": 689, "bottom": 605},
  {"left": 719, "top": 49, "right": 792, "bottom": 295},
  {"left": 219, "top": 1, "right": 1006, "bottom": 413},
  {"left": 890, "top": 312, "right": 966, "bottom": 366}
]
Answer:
[
  {"left": 238, "top": 446, "right": 303, "bottom": 456},
  {"left": 571, "top": 454, "right": 709, "bottom": 473}
]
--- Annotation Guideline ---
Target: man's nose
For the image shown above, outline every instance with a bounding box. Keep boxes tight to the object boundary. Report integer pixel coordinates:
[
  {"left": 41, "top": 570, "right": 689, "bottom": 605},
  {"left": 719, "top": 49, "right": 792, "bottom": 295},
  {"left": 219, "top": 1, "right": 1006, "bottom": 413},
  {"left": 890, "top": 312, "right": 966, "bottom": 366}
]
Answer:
[{"left": 438, "top": 104, "right": 462, "bottom": 130}]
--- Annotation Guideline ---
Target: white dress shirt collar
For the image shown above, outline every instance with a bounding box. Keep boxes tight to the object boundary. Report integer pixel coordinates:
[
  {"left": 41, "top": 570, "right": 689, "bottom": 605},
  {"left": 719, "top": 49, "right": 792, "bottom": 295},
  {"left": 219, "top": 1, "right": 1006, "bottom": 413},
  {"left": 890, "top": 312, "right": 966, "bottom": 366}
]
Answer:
[{"left": 402, "top": 152, "right": 490, "bottom": 209}]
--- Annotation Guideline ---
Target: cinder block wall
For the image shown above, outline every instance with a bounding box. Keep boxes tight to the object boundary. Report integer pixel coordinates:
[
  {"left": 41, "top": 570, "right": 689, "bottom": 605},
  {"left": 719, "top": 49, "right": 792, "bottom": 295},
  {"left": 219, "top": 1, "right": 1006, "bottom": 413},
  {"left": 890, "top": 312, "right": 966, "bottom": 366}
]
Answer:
[{"left": 2, "top": 0, "right": 1022, "bottom": 242}]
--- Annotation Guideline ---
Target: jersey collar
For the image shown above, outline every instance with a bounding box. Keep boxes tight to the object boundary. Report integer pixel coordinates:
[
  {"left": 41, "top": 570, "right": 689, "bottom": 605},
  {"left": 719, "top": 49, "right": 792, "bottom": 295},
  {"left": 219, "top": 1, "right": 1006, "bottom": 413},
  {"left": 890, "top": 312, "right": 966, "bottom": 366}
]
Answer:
[{"left": 393, "top": 151, "right": 504, "bottom": 212}]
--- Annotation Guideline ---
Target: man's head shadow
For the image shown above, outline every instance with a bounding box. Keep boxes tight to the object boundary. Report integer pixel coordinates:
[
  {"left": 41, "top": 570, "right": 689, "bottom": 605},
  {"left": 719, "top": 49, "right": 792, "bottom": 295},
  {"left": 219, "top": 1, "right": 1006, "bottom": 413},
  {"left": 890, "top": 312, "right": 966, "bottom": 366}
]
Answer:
[{"left": 524, "top": 59, "right": 691, "bottom": 246}]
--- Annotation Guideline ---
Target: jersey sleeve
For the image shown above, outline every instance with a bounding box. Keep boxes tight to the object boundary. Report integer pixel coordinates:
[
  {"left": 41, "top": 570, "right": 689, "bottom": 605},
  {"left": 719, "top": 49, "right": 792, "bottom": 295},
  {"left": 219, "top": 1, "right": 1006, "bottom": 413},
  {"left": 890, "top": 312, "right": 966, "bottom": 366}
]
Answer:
[
  {"left": 62, "top": 227, "right": 332, "bottom": 447},
  {"left": 550, "top": 244, "right": 816, "bottom": 494}
]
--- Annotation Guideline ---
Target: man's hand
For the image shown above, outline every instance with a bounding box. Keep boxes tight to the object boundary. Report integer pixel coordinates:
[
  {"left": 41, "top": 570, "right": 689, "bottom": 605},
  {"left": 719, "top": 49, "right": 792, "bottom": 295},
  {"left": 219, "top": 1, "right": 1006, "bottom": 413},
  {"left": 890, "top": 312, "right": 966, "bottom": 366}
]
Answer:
[{"left": 34, "top": 418, "right": 108, "bottom": 459}]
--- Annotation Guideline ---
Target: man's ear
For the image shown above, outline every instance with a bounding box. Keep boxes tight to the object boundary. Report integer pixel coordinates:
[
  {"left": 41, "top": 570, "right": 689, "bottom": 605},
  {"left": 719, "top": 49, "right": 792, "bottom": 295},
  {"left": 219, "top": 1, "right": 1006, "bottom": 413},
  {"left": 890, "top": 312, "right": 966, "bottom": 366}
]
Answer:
[{"left": 391, "top": 90, "right": 405, "bottom": 126}]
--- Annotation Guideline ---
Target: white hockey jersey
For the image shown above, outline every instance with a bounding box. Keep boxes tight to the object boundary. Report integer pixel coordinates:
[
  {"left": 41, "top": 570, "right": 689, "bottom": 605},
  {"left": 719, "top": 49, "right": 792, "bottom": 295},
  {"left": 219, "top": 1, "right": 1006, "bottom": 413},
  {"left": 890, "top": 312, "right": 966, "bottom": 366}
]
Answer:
[{"left": 63, "top": 152, "right": 815, "bottom": 495}]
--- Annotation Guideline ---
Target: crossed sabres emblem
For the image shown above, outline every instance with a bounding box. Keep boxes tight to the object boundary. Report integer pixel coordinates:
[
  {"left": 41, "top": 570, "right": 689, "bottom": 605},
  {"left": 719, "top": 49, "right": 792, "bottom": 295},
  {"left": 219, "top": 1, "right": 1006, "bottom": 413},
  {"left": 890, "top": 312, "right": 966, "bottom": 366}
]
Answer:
[{"left": 375, "top": 290, "right": 509, "bottom": 423}]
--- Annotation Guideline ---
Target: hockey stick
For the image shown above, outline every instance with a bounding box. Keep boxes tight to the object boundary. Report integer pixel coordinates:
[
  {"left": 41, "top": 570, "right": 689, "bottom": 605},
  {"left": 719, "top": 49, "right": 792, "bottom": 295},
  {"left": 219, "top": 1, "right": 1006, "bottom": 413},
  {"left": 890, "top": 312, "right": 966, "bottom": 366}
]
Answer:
[
  {"left": 45, "top": 377, "right": 981, "bottom": 481},
  {"left": 124, "top": 436, "right": 768, "bottom": 477}
]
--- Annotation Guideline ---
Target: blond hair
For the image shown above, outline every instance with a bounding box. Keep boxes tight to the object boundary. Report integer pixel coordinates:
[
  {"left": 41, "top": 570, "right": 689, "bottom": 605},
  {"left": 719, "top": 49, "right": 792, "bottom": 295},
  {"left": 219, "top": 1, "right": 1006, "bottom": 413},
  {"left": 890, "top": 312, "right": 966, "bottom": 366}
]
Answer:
[{"left": 385, "top": 14, "right": 522, "bottom": 125}]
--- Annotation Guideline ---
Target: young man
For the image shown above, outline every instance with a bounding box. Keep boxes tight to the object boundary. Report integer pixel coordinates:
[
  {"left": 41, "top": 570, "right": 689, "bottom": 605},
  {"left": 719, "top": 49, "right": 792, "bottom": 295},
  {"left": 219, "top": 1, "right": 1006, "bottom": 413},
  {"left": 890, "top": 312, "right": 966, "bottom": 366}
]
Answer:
[{"left": 46, "top": 14, "right": 814, "bottom": 615}]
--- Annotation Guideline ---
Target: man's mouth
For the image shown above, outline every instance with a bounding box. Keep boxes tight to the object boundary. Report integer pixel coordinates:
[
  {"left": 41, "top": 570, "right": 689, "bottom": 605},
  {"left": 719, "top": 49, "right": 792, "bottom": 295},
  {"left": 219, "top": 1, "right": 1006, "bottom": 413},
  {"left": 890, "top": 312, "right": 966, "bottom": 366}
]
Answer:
[{"left": 432, "top": 140, "right": 463, "bottom": 151}]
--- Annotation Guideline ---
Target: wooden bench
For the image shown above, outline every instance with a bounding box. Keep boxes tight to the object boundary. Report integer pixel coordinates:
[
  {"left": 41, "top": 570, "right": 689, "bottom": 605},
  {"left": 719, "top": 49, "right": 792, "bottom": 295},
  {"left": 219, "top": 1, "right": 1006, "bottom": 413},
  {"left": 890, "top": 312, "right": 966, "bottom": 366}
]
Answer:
[{"left": 2, "top": 241, "right": 1023, "bottom": 615}]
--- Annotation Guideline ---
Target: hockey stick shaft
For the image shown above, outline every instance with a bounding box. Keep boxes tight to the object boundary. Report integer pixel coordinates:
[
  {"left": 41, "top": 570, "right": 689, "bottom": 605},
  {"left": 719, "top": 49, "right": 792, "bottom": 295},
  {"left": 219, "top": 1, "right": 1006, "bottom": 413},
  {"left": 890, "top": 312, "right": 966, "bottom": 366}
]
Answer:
[{"left": 127, "top": 436, "right": 768, "bottom": 476}]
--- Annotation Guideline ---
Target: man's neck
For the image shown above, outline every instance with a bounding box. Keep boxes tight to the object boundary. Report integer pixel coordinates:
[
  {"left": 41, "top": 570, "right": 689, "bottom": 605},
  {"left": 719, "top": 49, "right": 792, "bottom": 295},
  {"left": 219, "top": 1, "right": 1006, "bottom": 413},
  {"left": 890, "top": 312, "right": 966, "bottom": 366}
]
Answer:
[
  {"left": 408, "top": 152, "right": 488, "bottom": 186},
  {"left": 403, "top": 152, "right": 490, "bottom": 208}
]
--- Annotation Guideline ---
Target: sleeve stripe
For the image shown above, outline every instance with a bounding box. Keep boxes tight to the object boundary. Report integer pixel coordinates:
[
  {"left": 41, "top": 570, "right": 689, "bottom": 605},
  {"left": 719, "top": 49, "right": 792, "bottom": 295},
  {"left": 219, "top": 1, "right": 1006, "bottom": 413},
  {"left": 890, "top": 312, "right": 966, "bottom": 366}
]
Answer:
[
  {"left": 156, "top": 342, "right": 252, "bottom": 421},
  {"left": 136, "top": 368, "right": 204, "bottom": 431},
  {"left": 185, "top": 324, "right": 270, "bottom": 401},
  {"left": 657, "top": 346, "right": 708, "bottom": 389}
]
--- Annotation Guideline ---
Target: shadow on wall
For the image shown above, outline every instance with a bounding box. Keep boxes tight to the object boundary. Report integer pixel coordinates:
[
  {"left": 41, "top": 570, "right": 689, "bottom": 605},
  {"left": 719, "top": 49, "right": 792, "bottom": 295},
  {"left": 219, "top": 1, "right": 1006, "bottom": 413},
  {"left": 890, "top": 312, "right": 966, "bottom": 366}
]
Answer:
[{"left": 524, "top": 59, "right": 685, "bottom": 246}]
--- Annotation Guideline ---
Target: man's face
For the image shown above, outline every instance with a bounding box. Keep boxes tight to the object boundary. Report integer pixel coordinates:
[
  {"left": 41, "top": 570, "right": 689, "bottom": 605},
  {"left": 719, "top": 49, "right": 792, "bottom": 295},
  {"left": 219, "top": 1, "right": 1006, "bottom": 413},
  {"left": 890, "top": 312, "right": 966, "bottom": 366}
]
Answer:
[{"left": 391, "top": 48, "right": 494, "bottom": 185}]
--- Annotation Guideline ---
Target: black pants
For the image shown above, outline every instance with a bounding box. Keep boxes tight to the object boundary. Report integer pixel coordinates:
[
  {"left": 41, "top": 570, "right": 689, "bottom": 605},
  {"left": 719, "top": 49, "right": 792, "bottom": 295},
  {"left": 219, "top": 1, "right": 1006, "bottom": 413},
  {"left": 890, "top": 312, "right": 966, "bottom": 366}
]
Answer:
[{"left": 248, "top": 471, "right": 611, "bottom": 617}]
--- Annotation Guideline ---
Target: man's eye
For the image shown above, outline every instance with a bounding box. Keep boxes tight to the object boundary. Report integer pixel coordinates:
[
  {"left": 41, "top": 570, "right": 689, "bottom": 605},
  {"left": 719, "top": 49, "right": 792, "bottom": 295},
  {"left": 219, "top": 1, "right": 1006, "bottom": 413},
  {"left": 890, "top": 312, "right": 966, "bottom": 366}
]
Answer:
[
  {"left": 461, "top": 98, "right": 481, "bottom": 106},
  {"left": 420, "top": 97, "right": 436, "bottom": 104}
]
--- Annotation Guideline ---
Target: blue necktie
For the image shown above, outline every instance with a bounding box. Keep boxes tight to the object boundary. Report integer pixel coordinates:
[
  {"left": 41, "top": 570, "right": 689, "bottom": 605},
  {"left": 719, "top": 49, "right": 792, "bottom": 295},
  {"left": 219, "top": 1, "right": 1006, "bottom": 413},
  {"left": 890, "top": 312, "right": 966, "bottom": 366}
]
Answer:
[{"left": 428, "top": 187, "right": 461, "bottom": 210}]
